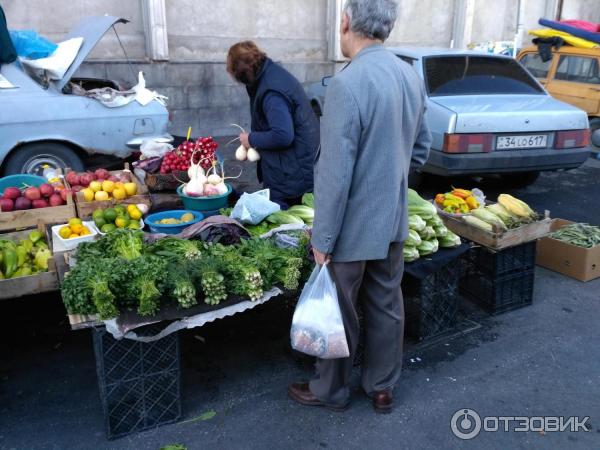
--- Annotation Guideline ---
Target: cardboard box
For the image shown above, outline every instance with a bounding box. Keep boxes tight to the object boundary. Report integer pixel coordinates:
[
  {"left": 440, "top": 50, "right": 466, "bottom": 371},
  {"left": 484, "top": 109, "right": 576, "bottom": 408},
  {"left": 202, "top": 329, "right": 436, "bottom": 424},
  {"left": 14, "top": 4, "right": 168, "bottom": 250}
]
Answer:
[{"left": 536, "top": 219, "right": 600, "bottom": 282}]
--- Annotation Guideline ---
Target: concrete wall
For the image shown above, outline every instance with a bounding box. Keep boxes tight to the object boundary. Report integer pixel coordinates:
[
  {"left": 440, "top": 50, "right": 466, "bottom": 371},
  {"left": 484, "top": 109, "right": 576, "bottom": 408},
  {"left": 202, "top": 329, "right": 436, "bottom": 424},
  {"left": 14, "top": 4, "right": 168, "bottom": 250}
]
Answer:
[{"left": 387, "top": 0, "right": 457, "bottom": 47}]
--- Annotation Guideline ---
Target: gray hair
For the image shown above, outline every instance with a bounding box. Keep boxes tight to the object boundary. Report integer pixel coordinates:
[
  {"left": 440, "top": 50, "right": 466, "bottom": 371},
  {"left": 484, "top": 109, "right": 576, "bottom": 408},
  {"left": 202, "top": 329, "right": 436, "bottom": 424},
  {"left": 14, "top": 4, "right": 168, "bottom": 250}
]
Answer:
[{"left": 343, "top": 0, "right": 398, "bottom": 41}]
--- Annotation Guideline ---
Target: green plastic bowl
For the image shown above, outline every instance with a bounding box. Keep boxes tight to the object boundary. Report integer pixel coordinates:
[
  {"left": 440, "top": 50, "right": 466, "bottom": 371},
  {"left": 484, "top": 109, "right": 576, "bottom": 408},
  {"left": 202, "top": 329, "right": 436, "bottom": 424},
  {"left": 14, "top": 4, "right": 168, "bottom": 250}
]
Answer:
[
  {"left": 176, "top": 184, "right": 232, "bottom": 211},
  {"left": 0, "top": 174, "right": 47, "bottom": 194}
]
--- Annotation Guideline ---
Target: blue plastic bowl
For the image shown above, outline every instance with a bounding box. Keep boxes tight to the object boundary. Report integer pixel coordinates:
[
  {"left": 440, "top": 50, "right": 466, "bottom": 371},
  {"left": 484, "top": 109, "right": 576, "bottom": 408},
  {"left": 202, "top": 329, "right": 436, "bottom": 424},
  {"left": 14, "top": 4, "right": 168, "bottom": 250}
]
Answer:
[
  {"left": 176, "top": 184, "right": 232, "bottom": 211},
  {"left": 145, "top": 210, "right": 204, "bottom": 234},
  {"left": 0, "top": 174, "right": 47, "bottom": 194}
]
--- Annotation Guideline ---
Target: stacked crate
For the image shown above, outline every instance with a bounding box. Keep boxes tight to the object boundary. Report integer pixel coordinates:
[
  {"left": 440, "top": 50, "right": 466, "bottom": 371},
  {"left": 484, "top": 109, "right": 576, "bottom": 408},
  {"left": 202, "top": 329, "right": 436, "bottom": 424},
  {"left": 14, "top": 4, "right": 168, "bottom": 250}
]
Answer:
[{"left": 460, "top": 241, "right": 536, "bottom": 314}]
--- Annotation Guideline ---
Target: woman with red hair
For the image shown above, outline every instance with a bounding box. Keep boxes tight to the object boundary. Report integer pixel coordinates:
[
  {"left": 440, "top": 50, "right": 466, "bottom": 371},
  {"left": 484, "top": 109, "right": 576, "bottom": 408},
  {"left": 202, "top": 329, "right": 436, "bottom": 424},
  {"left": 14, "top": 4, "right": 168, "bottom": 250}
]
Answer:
[{"left": 227, "top": 41, "right": 319, "bottom": 208}]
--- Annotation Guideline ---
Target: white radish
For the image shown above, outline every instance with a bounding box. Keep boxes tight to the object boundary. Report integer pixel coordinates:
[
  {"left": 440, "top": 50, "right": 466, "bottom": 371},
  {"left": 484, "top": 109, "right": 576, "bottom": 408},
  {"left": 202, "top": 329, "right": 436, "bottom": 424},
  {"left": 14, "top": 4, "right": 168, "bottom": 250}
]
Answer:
[
  {"left": 235, "top": 145, "right": 248, "bottom": 161},
  {"left": 247, "top": 147, "right": 261, "bottom": 162},
  {"left": 207, "top": 173, "right": 222, "bottom": 185}
]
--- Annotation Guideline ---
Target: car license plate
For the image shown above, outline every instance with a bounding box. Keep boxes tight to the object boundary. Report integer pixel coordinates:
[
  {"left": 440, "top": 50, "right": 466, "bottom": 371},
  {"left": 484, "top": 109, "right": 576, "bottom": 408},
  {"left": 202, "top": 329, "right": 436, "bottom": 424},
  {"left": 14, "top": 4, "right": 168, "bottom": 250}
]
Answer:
[{"left": 496, "top": 135, "right": 547, "bottom": 150}]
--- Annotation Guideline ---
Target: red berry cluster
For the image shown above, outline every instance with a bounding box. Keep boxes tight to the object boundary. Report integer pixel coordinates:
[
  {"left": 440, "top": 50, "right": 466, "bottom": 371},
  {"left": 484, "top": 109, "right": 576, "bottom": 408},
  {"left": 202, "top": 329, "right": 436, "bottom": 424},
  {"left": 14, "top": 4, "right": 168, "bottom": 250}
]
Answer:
[{"left": 160, "top": 137, "right": 218, "bottom": 174}]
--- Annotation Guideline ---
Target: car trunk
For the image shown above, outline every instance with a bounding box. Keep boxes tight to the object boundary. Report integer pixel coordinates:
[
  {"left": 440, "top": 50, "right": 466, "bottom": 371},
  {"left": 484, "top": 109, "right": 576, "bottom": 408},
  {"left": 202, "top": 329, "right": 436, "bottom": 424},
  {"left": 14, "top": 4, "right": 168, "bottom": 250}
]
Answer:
[{"left": 432, "top": 95, "right": 586, "bottom": 134}]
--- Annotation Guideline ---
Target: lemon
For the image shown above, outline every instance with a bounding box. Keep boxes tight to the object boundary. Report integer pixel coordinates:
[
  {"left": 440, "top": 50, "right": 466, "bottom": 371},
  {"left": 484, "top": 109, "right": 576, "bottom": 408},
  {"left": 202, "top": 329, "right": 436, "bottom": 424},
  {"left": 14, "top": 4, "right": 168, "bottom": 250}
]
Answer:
[
  {"left": 129, "top": 209, "right": 142, "bottom": 221},
  {"left": 59, "top": 226, "right": 71, "bottom": 239},
  {"left": 68, "top": 218, "right": 82, "bottom": 227},
  {"left": 124, "top": 182, "right": 138, "bottom": 197},
  {"left": 101, "top": 223, "right": 117, "bottom": 233},
  {"left": 89, "top": 181, "right": 102, "bottom": 193},
  {"left": 101, "top": 180, "right": 115, "bottom": 193},
  {"left": 112, "top": 188, "right": 126, "bottom": 200},
  {"left": 115, "top": 216, "right": 130, "bottom": 228},
  {"left": 82, "top": 188, "right": 95, "bottom": 202},
  {"left": 68, "top": 233, "right": 80, "bottom": 239},
  {"left": 126, "top": 204, "right": 138, "bottom": 214},
  {"left": 95, "top": 191, "right": 109, "bottom": 201},
  {"left": 181, "top": 213, "right": 195, "bottom": 223}
]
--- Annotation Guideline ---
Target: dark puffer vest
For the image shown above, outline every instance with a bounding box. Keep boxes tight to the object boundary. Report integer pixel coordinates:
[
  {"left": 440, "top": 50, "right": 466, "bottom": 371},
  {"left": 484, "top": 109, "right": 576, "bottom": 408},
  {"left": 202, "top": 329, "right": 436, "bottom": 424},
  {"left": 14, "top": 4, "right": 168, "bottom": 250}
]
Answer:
[{"left": 247, "top": 58, "right": 319, "bottom": 199}]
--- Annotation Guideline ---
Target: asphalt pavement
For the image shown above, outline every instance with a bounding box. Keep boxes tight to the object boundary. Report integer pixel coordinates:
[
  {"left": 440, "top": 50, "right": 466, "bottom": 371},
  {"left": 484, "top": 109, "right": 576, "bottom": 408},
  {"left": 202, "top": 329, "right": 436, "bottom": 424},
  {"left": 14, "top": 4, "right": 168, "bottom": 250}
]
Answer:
[{"left": 1, "top": 156, "right": 599, "bottom": 450}]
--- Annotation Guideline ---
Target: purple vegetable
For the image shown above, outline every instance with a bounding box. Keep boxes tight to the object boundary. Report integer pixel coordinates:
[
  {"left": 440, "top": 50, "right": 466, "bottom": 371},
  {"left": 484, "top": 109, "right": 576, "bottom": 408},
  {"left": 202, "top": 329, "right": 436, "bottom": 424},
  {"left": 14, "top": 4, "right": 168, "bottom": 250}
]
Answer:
[{"left": 133, "top": 156, "right": 163, "bottom": 174}]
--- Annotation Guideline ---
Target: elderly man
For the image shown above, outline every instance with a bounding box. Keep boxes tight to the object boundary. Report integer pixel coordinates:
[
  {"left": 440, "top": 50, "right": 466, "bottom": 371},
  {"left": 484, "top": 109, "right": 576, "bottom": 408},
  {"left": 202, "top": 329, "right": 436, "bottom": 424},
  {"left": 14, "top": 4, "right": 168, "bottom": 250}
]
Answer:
[{"left": 288, "top": 0, "right": 431, "bottom": 413}]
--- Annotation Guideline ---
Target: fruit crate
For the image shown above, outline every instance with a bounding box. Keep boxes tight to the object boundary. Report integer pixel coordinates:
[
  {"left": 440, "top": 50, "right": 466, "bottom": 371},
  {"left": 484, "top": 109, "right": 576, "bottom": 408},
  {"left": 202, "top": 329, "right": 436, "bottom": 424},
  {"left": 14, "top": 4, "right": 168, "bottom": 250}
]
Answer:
[
  {"left": 65, "top": 164, "right": 151, "bottom": 220},
  {"left": 92, "top": 324, "right": 182, "bottom": 439},
  {"left": 0, "top": 223, "right": 59, "bottom": 300},
  {"left": 460, "top": 268, "right": 535, "bottom": 315},
  {"left": 0, "top": 171, "right": 76, "bottom": 232},
  {"left": 466, "top": 241, "right": 537, "bottom": 278},
  {"left": 403, "top": 263, "right": 462, "bottom": 341}
]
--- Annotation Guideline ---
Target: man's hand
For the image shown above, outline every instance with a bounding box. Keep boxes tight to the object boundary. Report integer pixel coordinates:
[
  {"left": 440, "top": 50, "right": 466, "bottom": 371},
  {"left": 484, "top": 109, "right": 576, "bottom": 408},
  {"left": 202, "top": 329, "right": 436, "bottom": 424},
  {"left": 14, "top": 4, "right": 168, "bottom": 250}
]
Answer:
[
  {"left": 239, "top": 132, "right": 250, "bottom": 149},
  {"left": 313, "top": 248, "right": 331, "bottom": 266}
]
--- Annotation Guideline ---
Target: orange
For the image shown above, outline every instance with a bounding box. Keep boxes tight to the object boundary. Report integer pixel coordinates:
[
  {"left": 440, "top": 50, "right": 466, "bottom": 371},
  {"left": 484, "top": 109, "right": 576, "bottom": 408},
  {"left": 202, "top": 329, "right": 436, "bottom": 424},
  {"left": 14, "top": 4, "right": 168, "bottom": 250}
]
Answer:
[
  {"left": 70, "top": 224, "right": 83, "bottom": 234},
  {"left": 68, "top": 233, "right": 80, "bottom": 239}
]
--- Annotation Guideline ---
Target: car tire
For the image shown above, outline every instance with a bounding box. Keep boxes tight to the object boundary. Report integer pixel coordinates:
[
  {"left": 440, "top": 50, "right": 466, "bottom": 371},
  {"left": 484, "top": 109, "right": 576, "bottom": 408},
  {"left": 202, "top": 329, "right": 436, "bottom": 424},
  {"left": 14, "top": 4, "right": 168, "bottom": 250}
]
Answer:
[
  {"left": 501, "top": 171, "right": 540, "bottom": 187},
  {"left": 3, "top": 142, "right": 84, "bottom": 176},
  {"left": 589, "top": 117, "right": 600, "bottom": 149}
]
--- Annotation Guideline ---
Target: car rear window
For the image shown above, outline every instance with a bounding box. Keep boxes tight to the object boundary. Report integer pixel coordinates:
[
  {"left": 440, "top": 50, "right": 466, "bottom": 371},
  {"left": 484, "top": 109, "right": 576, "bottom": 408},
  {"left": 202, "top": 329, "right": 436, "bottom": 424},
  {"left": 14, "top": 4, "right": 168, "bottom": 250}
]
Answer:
[{"left": 424, "top": 55, "right": 544, "bottom": 96}]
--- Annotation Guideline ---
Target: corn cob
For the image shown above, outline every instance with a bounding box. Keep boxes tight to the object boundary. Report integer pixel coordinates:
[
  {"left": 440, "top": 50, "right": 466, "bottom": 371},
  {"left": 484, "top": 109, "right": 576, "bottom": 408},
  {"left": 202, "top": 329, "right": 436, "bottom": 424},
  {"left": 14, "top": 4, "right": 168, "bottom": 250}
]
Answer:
[
  {"left": 470, "top": 208, "right": 508, "bottom": 231},
  {"left": 497, "top": 194, "right": 535, "bottom": 219},
  {"left": 462, "top": 215, "right": 494, "bottom": 232}
]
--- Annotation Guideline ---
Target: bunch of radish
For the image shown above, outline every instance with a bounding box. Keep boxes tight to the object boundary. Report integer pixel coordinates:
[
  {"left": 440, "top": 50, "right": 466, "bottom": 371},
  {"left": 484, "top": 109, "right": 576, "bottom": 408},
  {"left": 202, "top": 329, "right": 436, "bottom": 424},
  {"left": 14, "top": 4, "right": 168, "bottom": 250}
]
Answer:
[
  {"left": 65, "top": 168, "right": 130, "bottom": 192},
  {"left": 0, "top": 183, "right": 71, "bottom": 212},
  {"left": 160, "top": 137, "right": 218, "bottom": 175},
  {"left": 230, "top": 124, "right": 260, "bottom": 162},
  {"left": 182, "top": 150, "right": 241, "bottom": 198}
]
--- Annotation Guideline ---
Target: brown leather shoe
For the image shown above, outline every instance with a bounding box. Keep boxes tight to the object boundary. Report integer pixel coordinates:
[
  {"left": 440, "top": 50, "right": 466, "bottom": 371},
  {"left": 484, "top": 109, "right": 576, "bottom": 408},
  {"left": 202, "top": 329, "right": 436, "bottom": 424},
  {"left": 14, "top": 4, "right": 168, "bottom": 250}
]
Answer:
[
  {"left": 287, "top": 382, "right": 349, "bottom": 412},
  {"left": 372, "top": 390, "right": 394, "bottom": 414}
]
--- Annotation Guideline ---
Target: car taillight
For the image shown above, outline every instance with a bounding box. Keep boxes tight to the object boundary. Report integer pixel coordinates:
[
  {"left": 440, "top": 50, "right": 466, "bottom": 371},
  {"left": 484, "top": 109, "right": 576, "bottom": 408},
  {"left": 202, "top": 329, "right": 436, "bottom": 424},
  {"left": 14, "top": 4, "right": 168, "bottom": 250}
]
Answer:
[
  {"left": 554, "top": 129, "right": 590, "bottom": 149},
  {"left": 443, "top": 133, "right": 493, "bottom": 153}
]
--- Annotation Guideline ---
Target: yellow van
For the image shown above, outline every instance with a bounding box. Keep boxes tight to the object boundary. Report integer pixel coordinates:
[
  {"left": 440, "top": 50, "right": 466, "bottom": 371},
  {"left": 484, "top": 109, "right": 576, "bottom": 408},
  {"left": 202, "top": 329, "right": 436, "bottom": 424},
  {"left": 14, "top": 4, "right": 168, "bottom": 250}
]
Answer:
[{"left": 518, "top": 45, "right": 600, "bottom": 147}]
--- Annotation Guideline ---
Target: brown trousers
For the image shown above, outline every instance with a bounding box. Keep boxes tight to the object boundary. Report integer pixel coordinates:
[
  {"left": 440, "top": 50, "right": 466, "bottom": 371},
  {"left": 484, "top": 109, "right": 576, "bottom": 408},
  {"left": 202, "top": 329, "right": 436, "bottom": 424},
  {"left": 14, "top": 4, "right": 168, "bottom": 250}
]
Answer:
[{"left": 309, "top": 242, "right": 405, "bottom": 406}]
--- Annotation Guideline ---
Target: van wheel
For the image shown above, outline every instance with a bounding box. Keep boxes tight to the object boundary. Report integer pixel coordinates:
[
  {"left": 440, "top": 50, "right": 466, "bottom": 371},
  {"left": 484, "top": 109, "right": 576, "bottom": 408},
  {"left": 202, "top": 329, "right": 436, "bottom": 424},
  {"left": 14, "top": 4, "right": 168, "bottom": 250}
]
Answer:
[
  {"left": 3, "top": 142, "right": 84, "bottom": 176},
  {"left": 501, "top": 171, "right": 540, "bottom": 187},
  {"left": 589, "top": 118, "right": 600, "bottom": 149}
]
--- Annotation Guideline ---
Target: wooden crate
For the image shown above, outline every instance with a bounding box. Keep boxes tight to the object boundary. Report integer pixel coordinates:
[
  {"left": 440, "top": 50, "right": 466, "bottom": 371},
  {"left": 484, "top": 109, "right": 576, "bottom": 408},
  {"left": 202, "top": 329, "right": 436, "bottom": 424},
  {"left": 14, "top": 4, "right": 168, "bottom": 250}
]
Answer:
[
  {"left": 441, "top": 211, "right": 552, "bottom": 250},
  {"left": 0, "top": 223, "right": 59, "bottom": 300},
  {"left": 68, "top": 164, "right": 151, "bottom": 219},
  {"left": 0, "top": 177, "right": 76, "bottom": 232}
]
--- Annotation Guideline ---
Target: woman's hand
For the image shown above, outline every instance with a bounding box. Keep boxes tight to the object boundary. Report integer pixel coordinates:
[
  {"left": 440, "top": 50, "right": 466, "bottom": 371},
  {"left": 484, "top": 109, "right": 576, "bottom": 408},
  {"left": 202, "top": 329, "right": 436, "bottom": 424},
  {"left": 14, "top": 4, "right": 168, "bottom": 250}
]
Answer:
[{"left": 239, "top": 132, "right": 250, "bottom": 149}]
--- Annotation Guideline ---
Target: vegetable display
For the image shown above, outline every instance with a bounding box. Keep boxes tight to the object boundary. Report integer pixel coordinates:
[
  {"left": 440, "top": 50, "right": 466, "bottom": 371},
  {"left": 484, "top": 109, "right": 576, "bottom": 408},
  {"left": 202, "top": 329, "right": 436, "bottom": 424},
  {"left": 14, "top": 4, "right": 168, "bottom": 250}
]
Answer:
[
  {"left": 435, "top": 187, "right": 481, "bottom": 214},
  {"left": 404, "top": 189, "right": 461, "bottom": 262},
  {"left": 550, "top": 223, "right": 600, "bottom": 248},
  {"left": 61, "top": 229, "right": 311, "bottom": 319},
  {"left": 461, "top": 194, "right": 539, "bottom": 232},
  {"left": 0, "top": 231, "right": 51, "bottom": 279},
  {"left": 92, "top": 204, "right": 144, "bottom": 233}
]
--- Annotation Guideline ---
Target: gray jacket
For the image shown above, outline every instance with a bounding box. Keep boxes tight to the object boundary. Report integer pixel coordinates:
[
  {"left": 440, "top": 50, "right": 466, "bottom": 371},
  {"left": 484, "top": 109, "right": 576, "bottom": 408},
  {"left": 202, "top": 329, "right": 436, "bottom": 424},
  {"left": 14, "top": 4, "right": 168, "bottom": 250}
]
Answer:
[{"left": 312, "top": 44, "right": 431, "bottom": 262}]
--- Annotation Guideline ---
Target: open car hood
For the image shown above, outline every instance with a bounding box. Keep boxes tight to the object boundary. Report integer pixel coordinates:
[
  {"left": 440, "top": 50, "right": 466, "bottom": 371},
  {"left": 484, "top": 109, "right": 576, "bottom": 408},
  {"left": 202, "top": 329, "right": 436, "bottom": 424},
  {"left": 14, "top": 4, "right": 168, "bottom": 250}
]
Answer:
[{"left": 55, "top": 16, "right": 128, "bottom": 91}]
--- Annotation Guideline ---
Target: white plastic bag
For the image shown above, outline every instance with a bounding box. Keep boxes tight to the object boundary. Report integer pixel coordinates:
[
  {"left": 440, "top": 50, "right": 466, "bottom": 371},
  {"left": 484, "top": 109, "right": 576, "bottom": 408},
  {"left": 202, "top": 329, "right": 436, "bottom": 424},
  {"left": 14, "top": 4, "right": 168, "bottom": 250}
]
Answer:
[
  {"left": 290, "top": 265, "right": 349, "bottom": 359},
  {"left": 231, "top": 189, "right": 280, "bottom": 225},
  {"left": 140, "top": 139, "right": 174, "bottom": 159}
]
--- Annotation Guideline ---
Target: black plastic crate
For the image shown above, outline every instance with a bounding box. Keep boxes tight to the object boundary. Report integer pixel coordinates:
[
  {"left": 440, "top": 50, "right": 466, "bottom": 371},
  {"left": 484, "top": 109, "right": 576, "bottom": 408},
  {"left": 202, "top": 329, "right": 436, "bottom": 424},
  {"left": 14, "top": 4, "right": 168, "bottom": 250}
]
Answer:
[
  {"left": 92, "top": 324, "right": 182, "bottom": 439},
  {"left": 468, "top": 241, "right": 537, "bottom": 277},
  {"left": 460, "top": 268, "right": 535, "bottom": 315}
]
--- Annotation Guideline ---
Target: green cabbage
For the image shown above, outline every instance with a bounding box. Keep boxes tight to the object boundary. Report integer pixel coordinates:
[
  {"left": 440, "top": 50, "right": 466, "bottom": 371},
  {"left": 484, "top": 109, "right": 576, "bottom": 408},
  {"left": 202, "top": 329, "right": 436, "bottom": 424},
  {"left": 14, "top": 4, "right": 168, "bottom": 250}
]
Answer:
[
  {"left": 439, "top": 230, "right": 461, "bottom": 248},
  {"left": 419, "top": 226, "right": 436, "bottom": 241},
  {"left": 434, "top": 225, "right": 448, "bottom": 238},
  {"left": 417, "top": 239, "right": 439, "bottom": 256},
  {"left": 403, "top": 246, "right": 420, "bottom": 262},
  {"left": 406, "top": 229, "right": 422, "bottom": 247},
  {"left": 408, "top": 214, "right": 426, "bottom": 232},
  {"left": 426, "top": 215, "right": 444, "bottom": 228}
]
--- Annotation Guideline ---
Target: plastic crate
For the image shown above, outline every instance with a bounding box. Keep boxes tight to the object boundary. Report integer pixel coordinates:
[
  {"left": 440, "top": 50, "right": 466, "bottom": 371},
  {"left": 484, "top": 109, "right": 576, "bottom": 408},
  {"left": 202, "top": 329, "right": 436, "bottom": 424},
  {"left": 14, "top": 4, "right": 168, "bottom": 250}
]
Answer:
[
  {"left": 403, "top": 264, "right": 461, "bottom": 341},
  {"left": 460, "top": 269, "right": 535, "bottom": 315},
  {"left": 92, "top": 324, "right": 182, "bottom": 439},
  {"left": 467, "top": 241, "right": 536, "bottom": 277}
]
